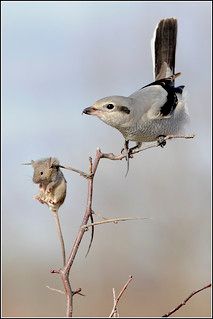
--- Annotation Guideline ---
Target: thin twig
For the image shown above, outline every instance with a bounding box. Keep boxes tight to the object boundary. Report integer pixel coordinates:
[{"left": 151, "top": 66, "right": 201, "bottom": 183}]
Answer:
[
  {"left": 52, "top": 210, "right": 66, "bottom": 267},
  {"left": 112, "top": 288, "right": 119, "bottom": 317},
  {"left": 58, "top": 164, "right": 92, "bottom": 179},
  {"left": 135, "top": 134, "right": 195, "bottom": 155},
  {"left": 162, "top": 283, "right": 211, "bottom": 317},
  {"left": 101, "top": 134, "right": 195, "bottom": 160},
  {"left": 46, "top": 285, "right": 65, "bottom": 294},
  {"left": 82, "top": 217, "right": 150, "bottom": 229},
  {"left": 109, "top": 275, "right": 133, "bottom": 318}
]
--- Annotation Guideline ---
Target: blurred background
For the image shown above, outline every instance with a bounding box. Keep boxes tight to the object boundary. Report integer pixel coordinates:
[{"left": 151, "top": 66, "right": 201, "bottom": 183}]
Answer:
[{"left": 2, "top": 1, "right": 211, "bottom": 317}]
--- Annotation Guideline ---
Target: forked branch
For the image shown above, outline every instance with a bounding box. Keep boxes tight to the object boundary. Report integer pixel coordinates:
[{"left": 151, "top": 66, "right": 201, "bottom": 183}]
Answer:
[
  {"left": 52, "top": 134, "right": 195, "bottom": 317},
  {"left": 109, "top": 276, "right": 133, "bottom": 318}
]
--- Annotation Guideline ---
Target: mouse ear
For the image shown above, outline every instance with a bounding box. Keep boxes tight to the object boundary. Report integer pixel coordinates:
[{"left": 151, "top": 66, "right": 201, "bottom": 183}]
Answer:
[
  {"left": 49, "top": 157, "right": 59, "bottom": 168},
  {"left": 48, "top": 157, "right": 52, "bottom": 168}
]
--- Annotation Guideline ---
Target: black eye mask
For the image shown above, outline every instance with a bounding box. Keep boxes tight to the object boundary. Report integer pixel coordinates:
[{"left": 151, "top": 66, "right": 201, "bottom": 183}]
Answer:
[{"left": 119, "top": 106, "right": 130, "bottom": 114}]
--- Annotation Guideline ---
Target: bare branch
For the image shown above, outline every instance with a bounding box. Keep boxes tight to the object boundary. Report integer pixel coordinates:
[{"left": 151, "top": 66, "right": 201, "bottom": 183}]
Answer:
[
  {"left": 51, "top": 210, "right": 66, "bottom": 267},
  {"left": 109, "top": 275, "right": 133, "bottom": 317},
  {"left": 59, "top": 150, "right": 102, "bottom": 317},
  {"left": 59, "top": 164, "right": 92, "bottom": 179},
  {"left": 101, "top": 134, "right": 195, "bottom": 160},
  {"left": 82, "top": 217, "right": 150, "bottom": 229},
  {"left": 164, "top": 133, "right": 195, "bottom": 140},
  {"left": 50, "top": 134, "right": 194, "bottom": 317},
  {"left": 112, "top": 288, "right": 119, "bottom": 318},
  {"left": 162, "top": 283, "right": 211, "bottom": 317}
]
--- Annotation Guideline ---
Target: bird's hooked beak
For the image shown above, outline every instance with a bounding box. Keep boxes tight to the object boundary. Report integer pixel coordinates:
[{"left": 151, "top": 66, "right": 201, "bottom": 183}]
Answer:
[{"left": 82, "top": 106, "right": 98, "bottom": 115}]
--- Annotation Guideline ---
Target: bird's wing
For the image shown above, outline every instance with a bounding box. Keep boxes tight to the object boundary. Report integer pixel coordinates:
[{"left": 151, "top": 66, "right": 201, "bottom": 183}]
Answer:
[
  {"left": 129, "top": 84, "right": 168, "bottom": 119},
  {"left": 129, "top": 73, "right": 182, "bottom": 119}
]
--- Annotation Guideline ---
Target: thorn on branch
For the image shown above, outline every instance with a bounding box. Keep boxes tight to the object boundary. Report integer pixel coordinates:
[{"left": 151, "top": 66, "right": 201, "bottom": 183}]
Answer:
[
  {"left": 72, "top": 288, "right": 85, "bottom": 297},
  {"left": 50, "top": 269, "right": 61, "bottom": 274}
]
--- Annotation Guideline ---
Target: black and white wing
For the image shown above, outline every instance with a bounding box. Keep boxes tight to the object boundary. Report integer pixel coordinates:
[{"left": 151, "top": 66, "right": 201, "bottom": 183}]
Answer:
[{"left": 130, "top": 18, "right": 184, "bottom": 119}]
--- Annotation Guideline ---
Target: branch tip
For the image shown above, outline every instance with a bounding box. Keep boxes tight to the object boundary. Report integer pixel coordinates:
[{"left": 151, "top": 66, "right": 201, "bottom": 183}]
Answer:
[
  {"left": 162, "top": 283, "right": 211, "bottom": 317},
  {"left": 109, "top": 275, "right": 133, "bottom": 317}
]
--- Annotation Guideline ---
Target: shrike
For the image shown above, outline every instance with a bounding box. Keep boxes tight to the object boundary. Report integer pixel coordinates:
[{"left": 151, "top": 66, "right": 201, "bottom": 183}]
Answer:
[{"left": 83, "top": 18, "right": 189, "bottom": 169}]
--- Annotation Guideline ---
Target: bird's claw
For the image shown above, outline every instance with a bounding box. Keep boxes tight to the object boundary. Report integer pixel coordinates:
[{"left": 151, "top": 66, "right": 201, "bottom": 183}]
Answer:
[
  {"left": 121, "top": 148, "right": 133, "bottom": 159},
  {"left": 157, "top": 135, "right": 167, "bottom": 148}
]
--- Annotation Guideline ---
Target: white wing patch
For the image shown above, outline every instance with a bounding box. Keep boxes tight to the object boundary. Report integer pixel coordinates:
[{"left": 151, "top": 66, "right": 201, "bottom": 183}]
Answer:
[{"left": 150, "top": 23, "right": 157, "bottom": 80}]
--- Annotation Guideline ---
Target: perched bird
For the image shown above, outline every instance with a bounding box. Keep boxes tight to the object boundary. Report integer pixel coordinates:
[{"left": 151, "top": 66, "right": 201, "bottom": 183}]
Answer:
[{"left": 83, "top": 18, "right": 189, "bottom": 171}]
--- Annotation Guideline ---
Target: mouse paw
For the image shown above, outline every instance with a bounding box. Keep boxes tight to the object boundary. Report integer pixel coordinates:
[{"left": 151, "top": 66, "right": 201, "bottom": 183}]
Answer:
[
  {"left": 46, "top": 187, "right": 52, "bottom": 194},
  {"left": 48, "top": 199, "right": 56, "bottom": 205},
  {"left": 33, "top": 195, "right": 45, "bottom": 204}
]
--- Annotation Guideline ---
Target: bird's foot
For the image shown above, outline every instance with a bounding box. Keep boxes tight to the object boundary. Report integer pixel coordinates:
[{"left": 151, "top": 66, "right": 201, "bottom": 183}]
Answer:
[
  {"left": 121, "top": 141, "right": 134, "bottom": 177},
  {"left": 157, "top": 135, "right": 166, "bottom": 148},
  {"left": 121, "top": 148, "right": 134, "bottom": 158},
  {"left": 129, "top": 142, "right": 142, "bottom": 154}
]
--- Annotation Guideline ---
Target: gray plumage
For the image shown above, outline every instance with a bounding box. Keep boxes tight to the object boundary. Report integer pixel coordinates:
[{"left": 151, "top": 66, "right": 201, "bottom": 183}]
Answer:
[{"left": 83, "top": 18, "right": 189, "bottom": 150}]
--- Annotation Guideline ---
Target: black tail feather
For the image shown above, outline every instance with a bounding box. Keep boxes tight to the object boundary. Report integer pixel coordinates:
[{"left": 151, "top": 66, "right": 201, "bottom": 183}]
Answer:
[{"left": 154, "top": 18, "right": 177, "bottom": 81}]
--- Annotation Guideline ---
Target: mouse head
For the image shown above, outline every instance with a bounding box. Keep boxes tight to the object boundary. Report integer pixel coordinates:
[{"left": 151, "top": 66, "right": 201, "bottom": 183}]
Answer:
[{"left": 31, "top": 157, "right": 59, "bottom": 184}]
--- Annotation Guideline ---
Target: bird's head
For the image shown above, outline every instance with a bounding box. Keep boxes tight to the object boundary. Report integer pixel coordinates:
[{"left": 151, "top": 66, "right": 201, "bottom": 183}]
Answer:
[{"left": 82, "top": 96, "right": 133, "bottom": 129}]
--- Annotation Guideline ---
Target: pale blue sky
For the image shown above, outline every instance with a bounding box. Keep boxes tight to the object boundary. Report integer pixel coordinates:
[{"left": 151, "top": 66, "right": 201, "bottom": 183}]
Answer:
[{"left": 2, "top": 2, "right": 211, "bottom": 317}]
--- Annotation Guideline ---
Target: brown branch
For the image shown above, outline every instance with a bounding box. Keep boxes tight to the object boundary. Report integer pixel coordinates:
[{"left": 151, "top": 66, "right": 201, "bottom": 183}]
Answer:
[
  {"left": 58, "top": 149, "right": 102, "bottom": 317},
  {"left": 101, "top": 134, "right": 195, "bottom": 160},
  {"left": 109, "top": 275, "right": 133, "bottom": 317},
  {"left": 53, "top": 134, "right": 194, "bottom": 317},
  {"left": 58, "top": 164, "right": 92, "bottom": 179},
  {"left": 112, "top": 288, "right": 119, "bottom": 317},
  {"left": 51, "top": 210, "right": 66, "bottom": 267},
  {"left": 162, "top": 283, "right": 211, "bottom": 317}
]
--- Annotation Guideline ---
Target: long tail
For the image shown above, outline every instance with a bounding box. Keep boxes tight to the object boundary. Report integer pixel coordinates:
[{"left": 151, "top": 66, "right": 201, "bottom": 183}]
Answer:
[{"left": 151, "top": 18, "right": 177, "bottom": 81}]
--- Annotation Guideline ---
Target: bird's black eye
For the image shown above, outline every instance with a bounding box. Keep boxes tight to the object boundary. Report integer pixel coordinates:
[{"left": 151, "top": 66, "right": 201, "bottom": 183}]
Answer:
[
  {"left": 40, "top": 172, "right": 43, "bottom": 175},
  {"left": 106, "top": 104, "right": 114, "bottom": 110}
]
